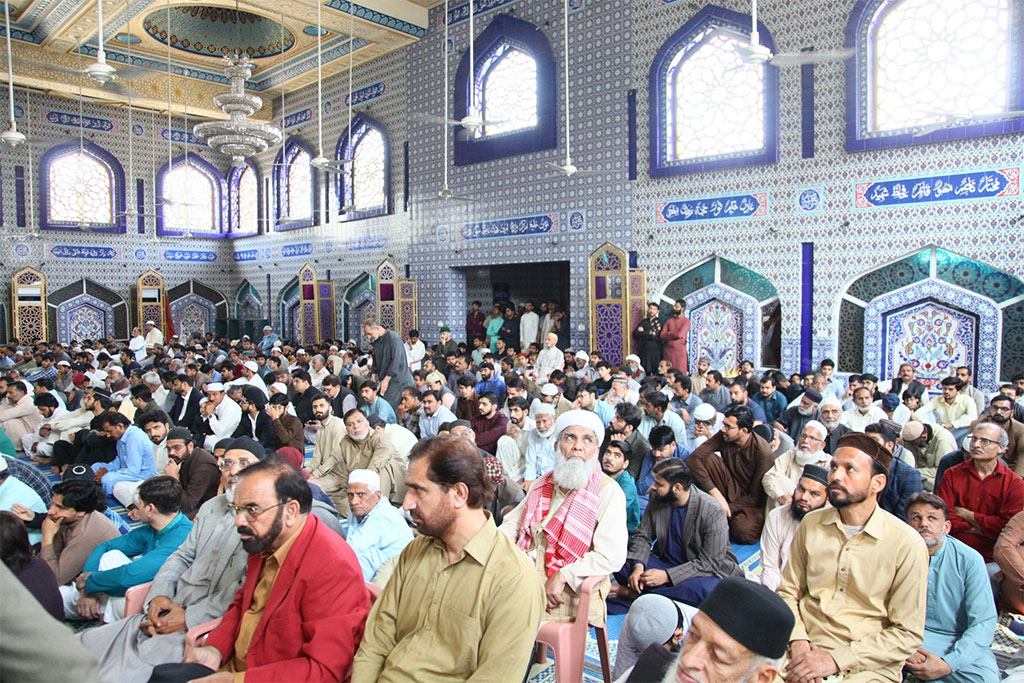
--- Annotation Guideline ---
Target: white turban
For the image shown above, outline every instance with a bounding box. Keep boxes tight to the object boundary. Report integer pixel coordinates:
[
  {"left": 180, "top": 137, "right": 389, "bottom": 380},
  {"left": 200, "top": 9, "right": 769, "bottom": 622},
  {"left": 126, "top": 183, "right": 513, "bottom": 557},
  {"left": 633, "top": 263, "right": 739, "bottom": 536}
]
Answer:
[
  {"left": 553, "top": 409, "right": 605, "bottom": 447},
  {"left": 348, "top": 469, "right": 380, "bottom": 492},
  {"left": 270, "top": 382, "right": 288, "bottom": 394},
  {"left": 802, "top": 420, "right": 827, "bottom": 441},
  {"left": 532, "top": 403, "right": 555, "bottom": 418}
]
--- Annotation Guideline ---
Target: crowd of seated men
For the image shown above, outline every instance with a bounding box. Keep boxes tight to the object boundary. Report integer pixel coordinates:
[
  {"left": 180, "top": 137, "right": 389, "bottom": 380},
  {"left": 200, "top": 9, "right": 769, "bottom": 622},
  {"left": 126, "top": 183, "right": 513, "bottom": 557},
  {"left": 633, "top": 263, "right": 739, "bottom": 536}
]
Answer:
[{"left": 2, "top": 305, "right": 1024, "bottom": 682}]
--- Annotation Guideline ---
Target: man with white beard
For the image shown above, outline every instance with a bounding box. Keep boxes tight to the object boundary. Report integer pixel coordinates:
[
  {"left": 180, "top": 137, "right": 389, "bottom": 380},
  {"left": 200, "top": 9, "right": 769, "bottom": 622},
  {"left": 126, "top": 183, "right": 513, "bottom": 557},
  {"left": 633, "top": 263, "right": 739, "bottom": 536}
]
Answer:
[
  {"left": 761, "top": 421, "right": 831, "bottom": 512},
  {"left": 818, "top": 397, "right": 851, "bottom": 454},
  {"left": 774, "top": 389, "right": 822, "bottom": 440},
  {"left": 521, "top": 405, "right": 558, "bottom": 487},
  {"left": 501, "top": 409, "right": 627, "bottom": 625},
  {"left": 535, "top": 332, "right": 564, "bottom": 384},
  {"left": 841, "top": 386, "right": 887, "bottom": 432},
  {"left": 689, "top": 403, "right": 721, "bottom": 450}
]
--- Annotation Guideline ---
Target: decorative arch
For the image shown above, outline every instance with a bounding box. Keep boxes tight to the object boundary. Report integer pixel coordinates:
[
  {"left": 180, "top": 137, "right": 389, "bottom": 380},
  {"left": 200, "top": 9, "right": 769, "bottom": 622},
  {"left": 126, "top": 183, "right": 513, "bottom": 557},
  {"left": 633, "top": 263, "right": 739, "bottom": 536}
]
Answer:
[
  {"left": 232, "top": 279, "right": 266, "bottom": 341},
  {"left": 649, "top": 4, "right": 779, "bottom": 177},
  {"left": 453, "top": 13, "right": 557, "bottom": 165},
  {"left": 227, "top": 160, "right": 261, "bottom": 237},
  {"left": 157, "top": 154, "right": 227, "bottom": 237},
  {"left": 48, "top": 279, "right": 129, "bottom": 344},
  {"left": 274, "top": 138, "right": 320, "bottom": 231},
  {"left": 39, "top": 140, "right": 126, "bottom": 232},
  {"left": 335, "top": 113, "right": 392, "bottom": 220},
  {"left": 342, "top": 273, "right": 376, "bottom": 344},
  {"left": 836, "top": 246, "right": 1022, "bottom": 390},
  {"left": 844, "top": 0, "right": 1024, "bottom": 151},
  {"left": 278, "top": 277, "right": 301, "bottom": 341},
  {"left": 658, "top": 256, "right": 781, "bottom": 374},
  {"left": 167, "top": 280, "right": 228, "bottom": 340}
]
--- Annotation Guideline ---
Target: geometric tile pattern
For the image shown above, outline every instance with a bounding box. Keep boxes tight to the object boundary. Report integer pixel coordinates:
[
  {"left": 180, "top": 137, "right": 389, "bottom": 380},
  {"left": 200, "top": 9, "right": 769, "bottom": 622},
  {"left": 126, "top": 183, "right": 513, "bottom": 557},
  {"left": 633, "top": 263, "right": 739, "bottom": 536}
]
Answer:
[
  {"left": 56, "top": 294, "right": 115, "bottom": 344},
  {"left": 169, "top": 293, "right": 217, "bottom": 341},
  {"left": 685, "top": 283, "right": 758, "bottom": 376}
]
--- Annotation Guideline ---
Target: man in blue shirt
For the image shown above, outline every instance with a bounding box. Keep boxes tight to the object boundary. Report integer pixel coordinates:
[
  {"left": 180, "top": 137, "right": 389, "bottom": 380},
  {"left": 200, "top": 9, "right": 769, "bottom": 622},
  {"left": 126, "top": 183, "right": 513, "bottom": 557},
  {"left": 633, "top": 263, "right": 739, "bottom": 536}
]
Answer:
[
  {"left": 256, "top": 326, "right": 280, "bottom": 351},
  {"left": 474, "top": 362, "right": 506, "bottom": 405},
  {"left": 359, "top": 380, "right": 398, "bottom": 425},
  {"left": 728, "top": 381, "right": 767, "bottom": 425},
  {"left": 637, "top": 425, "right": 691, "bottom": 514},
  {"left": 60, "top": 475, "right": 193, "bottom": 624},
  {"left": 345, "top": 469, "right": 413, "bottom": 582},
  {"left": 602, "top": 439, "right": 640, "bottom": 532},
  {"left": 92, "top": 412, "right": 158, "bottom": 502},
  {"left": 904, "top": 492, "right": 998, "bottom": 682},
  {"left": 638, "top": 391, "right": 687, "bottom": 445},
  {"left": 668, "top": 373, "right": 703, "bottom": 446},
  {"left": 752, "top": 374, "right": 788, "bottom": 427},
  {"left": 865, "top": 421, "right": 923, "bottom": 520},
  {"left": 575, "top": 383, "right": 614, "bottom": 427}
]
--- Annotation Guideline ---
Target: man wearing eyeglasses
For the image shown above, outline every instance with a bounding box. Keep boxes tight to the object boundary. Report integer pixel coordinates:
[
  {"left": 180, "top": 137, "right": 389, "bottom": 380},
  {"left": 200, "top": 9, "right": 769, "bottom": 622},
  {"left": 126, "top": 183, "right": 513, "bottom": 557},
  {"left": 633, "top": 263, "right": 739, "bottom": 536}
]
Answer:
[
  {"left": 937, "top": 423, "right": 1023, "bottom": 572},
  {"left": 151, "top": 456, "right": 369, "bottom": 682},
  {"left": 969, "top": 394, "right": 1024, "bottom": 475},
  {"left": 162, "top": 427, "right": 219, "bottom": 520}
]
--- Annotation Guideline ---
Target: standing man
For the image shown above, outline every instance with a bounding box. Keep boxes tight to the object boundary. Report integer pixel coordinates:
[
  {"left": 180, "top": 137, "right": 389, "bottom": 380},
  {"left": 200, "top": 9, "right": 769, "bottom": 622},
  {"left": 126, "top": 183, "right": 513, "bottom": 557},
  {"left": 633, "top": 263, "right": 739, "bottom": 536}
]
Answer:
[
  {"left": 659, "top": 299, "right": 690, "bottom": 375},
  {"left": 519, "top": 300, "right": 540, "bottom": 351},
  {"left": 633, "top": 303, "right": 663, "bottom": 380},
  {"left": 404, "top": 329, "right": 425, "bottom": 373},
  {"left": 144, "top": 320, "right": 164, "bottom": 349},
  {"left": 777, "top": 433, "right": 928, "bottom": 682},
  {"left": 364, "top": 317, "right": 415, "bottom": 411},
  {"left": 465, "top": 301, "right": 486, "bottom": 340},
  {"left": 352, "top": 436, "right": 544, "bottom": 681}
]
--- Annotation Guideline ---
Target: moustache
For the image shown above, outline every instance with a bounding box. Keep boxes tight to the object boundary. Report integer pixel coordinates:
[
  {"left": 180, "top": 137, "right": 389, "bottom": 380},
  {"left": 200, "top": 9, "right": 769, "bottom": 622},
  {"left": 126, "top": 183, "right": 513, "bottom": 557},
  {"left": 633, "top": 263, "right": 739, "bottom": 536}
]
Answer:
[
  {"left": 828, "top": 483, "right": 848, "bottom": 494},
  {"left": 237, "top": 526, "right": 255, "bottom": 537}
]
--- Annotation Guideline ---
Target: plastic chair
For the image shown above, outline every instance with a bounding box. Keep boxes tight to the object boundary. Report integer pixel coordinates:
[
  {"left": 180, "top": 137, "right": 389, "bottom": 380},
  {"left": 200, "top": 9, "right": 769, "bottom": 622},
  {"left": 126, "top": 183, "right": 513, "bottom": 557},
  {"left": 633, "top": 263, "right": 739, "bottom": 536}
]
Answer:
[
  {"left": 124, "top": 582, "right": 152, "bottom": 617},
  {"left": 534, "top": 575, "right": 612, "bottom": 683},
  {"left": 185, "top": 617, "right": 223, "bottom": 648}
]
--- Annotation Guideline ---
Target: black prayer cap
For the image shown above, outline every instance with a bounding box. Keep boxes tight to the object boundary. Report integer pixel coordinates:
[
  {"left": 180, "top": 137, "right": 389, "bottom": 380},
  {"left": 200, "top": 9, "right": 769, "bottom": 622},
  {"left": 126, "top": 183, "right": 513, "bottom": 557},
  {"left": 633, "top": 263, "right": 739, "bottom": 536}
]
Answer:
[
  {"left": 800, "top": 464, "right": 829, "bottom": 487},
  {"left": 697, "top": 577, "right": 794, "bottom": 659},
  {"left": 224, "top": 437, "right": 267, "bottom": 461}
]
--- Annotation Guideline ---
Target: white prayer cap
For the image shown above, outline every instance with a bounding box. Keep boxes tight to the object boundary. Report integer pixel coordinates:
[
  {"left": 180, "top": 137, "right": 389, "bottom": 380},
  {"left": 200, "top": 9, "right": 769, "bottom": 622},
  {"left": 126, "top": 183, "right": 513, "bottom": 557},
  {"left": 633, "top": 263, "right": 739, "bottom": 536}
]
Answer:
[
  {"left": 692, "top": 403, "right": 717, "bottom": 422},
  {"left": 624, "top": 354, "right": 641, "bottom": 365},
  {"left": 819, "top": 397, "right": 842, "bottom": 410},
  {"left": 272, "top": 341, "right": 283, "bottom": 348},
  {"left": 540, "top": 383, "right": 559, "bottom": 397},
  {"left": 270, "top": 382, "right": 288, "bottom": 394},
  {"left": 348, "top": 469, "right": 380, "bottom": 492},
  {"left": 802, "top": 420, "right": 827, "bottom": 440},
  {"left": 88, "top": 370, "right": 108, "bottom": 387},
  {"left": 575, "top": 350, "right": 590, "bottom": 361},
  {"left": 243, "top": 361, "right": 259, "bottom": 372},
  {"left": 264, "top": 326, "right": 273, "bottom": 331},
  {"left": 106, "top": 364, "right": 123, "bottom": 375},
  {"left": 532, "top": 403, "right": 555, "bottom": 418},
  {"left": 296, "top": 348, "right": 307, "bottom": 355},
  {"left": 205, "top": 382, "right": 225, "bottom": 392},
  {"left": 57, "top": 360, "right": 71, "bottom": 367},
  {"left": 553, "top": 409, "right": 605, "bottom": 447},
  {"left": 145, "top": 320, "right": 156, "bottom": 326}
]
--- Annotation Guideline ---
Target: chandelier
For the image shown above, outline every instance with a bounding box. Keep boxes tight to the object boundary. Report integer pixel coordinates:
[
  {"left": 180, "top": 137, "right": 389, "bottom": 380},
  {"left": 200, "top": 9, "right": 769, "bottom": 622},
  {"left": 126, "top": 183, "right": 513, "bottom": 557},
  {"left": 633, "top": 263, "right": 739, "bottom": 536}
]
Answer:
[{"left": 193, "top": 53, "right": 282, "bottom": 167}]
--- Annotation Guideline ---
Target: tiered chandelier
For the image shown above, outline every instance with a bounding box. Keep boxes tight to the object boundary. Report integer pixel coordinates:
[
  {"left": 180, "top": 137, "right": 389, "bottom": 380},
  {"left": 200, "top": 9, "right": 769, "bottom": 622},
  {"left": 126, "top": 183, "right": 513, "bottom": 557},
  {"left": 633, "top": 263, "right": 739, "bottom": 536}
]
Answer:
[{"left": 193, "top": 52, "right": 282, "bottom": 167}]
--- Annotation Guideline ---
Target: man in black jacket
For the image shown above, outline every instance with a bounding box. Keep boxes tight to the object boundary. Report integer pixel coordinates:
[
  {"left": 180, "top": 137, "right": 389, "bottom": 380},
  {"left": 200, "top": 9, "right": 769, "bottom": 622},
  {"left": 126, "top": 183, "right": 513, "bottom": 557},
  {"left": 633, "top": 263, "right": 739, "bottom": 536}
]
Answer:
[
  {"left": 169, "top": 375, "right": 201, "bottom": 433},
  {"left": 233, "top": 387, "right": 276, "bottom": 453}
]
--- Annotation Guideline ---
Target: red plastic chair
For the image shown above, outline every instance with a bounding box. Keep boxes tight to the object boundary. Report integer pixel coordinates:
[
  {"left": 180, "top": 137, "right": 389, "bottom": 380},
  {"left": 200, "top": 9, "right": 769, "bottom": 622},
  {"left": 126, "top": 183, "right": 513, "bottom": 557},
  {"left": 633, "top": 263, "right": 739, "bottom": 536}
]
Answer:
[
  {"left": 124, "top": 582, "right": 152, "bottom": 617},
  {"left": 534, "top": 575, "right": 612, "bottom": 682}
]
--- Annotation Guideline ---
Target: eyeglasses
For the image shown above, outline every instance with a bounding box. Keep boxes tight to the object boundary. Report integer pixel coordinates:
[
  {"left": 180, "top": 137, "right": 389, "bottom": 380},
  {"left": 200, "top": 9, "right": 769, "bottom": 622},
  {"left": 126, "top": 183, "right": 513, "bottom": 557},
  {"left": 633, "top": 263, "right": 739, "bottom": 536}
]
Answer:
[
  {"left": 969, "top": 435, "right": 1001, "bottom": 448},
  {"left": 218, "top": 458, "right": 258, "bottom": 471},
  {"left": 798, "top": 433, "right": 824, "bottom": 443},
  {"left": 227, "top": 501, "right": 287, "bottom": 521}
]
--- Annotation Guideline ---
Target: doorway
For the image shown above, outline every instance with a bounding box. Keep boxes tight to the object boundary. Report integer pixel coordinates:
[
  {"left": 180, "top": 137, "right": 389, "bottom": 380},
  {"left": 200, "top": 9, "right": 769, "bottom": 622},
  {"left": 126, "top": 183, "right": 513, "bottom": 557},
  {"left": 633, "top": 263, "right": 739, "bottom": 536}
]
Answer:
[{"left": 458, "top": 261, "right": 571, "bottom": 314}]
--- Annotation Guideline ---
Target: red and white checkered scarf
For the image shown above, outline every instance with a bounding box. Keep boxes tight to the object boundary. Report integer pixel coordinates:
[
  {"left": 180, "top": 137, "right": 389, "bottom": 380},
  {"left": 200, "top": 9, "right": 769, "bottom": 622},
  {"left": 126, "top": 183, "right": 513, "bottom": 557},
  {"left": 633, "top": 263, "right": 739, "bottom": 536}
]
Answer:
[{"left": 516, "top": 468, "right": 601, "bottom": 577}]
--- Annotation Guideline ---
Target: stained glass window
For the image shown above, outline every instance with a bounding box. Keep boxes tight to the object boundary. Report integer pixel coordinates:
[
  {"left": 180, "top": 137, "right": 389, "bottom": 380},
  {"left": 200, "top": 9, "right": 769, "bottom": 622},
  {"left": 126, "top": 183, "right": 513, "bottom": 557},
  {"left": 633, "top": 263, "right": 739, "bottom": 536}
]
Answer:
[
  {"left": 235, "top": 166, "right": 258, "bottom": 234},
  {"left": 352, "top": 127, "right": 386, "bottom": 211},
  {"left": 47, "top": 150, "right": 113, "bottom": 225},
  {"left": 475, "top": 42, "right": 538, "bottom": 138},
  {"left": 162, "top": 164, "right": 215, "bottom": 234},
  {"left": 668, "top": 28, "right": 764, "bottom": 161},
  {"left": 287, "top": 149, "right": 312, "bottom": 221},
  {"left": 871, "top": 0, "right": 1011, "bottom": 132}
]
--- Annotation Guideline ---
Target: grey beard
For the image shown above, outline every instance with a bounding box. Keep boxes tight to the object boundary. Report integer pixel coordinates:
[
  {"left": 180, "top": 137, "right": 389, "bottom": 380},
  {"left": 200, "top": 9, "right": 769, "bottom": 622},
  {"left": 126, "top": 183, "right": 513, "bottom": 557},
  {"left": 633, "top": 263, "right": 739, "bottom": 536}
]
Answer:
[
  {"left": 797, "top": 405, "right": 816, "bottom": 416},
  {"left": 821, "top": 418, "right": 840, "bottom": 430},
  {"left": 552, "top": 452, "right": 597, "bottom": 490}
]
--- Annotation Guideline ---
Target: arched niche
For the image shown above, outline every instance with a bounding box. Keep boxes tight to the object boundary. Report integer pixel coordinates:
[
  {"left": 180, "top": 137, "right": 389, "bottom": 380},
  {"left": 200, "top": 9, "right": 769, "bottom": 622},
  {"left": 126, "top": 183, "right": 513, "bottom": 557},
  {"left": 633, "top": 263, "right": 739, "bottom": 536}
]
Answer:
[
  {"left": 167, "top": 280, "right": 228, "bottom": 341},
  {"left": 343, "top": 273, "right": 376, "bottom": 345},
  {"left": 48, "top": 279, "right": 129, "bottom": 344}
]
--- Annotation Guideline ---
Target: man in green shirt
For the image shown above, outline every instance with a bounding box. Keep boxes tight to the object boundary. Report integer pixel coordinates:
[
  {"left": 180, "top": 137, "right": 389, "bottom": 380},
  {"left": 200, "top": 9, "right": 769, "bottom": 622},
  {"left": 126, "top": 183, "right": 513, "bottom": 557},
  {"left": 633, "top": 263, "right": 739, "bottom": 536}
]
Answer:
[
  {"left": 353, "top": 435, "right": 544, "bottom": 682},
  {"left": 603, "top": 439, "right": 640, "bottom": 532}
]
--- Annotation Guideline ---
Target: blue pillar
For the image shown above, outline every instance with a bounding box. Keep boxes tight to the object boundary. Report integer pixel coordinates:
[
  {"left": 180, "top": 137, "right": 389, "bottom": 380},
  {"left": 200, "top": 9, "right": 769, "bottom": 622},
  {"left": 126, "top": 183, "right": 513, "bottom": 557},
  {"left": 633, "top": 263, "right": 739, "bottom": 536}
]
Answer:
[{"left": 800, "top": 242, "right": 814, "bottom": 373}]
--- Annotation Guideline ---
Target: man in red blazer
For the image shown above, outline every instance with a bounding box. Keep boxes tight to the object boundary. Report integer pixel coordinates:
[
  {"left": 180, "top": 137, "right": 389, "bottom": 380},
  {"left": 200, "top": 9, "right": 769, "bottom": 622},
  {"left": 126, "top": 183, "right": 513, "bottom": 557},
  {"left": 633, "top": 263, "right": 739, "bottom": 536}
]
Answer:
[{"left": 150, "top": 456, "right": 370, "bottom": 682}]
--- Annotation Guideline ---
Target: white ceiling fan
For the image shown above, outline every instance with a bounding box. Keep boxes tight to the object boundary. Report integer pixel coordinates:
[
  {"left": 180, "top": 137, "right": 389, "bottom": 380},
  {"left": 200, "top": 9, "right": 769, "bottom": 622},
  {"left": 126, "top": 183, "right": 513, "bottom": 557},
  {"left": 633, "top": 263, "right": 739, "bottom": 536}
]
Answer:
[
  {"left": 335, "top": 4, "right": 359, "bottom": 215},
  {"left": 736, "top": 0, "right": 853, "bottom": 66},
  {"left": 913, "top": 109, "right": 1024, "bottom": 137},
  {"left": 309, "top": 0, "right": 350, "bottom": 175},
  {"left": 434, "top": 0, "right": 476, "bottom": 202},
  {"left": 117, "top": 2, "right": 160, "bottom": 221},
  {"left": 544, "top": 0, "right": 599, "bottom": 178}
]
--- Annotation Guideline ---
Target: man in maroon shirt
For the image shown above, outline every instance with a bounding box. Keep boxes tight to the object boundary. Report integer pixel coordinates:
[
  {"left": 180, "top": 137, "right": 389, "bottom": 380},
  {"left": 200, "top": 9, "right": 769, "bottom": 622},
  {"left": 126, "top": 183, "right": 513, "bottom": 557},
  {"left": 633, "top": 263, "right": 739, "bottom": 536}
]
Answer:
[
  {"left": 470, "top": 392, "right": 509, "bottom": 455},
  {"left": 936, "top": 422, "right": 1023, "bottom": 574},
  {"left": 466, "top": 300, "right": 486, "bottom": 339}
]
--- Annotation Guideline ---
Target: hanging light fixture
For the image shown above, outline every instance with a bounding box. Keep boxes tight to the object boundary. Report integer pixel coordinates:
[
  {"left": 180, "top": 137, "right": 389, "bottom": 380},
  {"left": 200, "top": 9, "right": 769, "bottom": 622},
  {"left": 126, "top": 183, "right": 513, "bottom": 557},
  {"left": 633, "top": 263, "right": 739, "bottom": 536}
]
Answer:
[{"left": 192, "top": 2, "right": 282, "bottom": 167}]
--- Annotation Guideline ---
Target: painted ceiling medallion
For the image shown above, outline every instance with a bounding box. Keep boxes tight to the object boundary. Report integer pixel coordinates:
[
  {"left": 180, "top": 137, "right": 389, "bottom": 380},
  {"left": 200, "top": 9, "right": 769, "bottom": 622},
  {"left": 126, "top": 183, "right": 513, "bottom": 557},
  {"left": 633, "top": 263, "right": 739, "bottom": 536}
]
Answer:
[{"left": 142, "top": 7, "right": 296, "bottom": 58}]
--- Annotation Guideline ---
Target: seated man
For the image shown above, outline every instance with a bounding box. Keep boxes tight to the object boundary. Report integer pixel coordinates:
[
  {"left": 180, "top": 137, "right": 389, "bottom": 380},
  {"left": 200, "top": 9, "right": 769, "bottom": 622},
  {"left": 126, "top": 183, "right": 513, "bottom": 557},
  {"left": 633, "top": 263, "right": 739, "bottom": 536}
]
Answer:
[
  {"left": 0, "top": 380, "right": 41, "bottom": 451},
  {"left": 77, "top": 443, "right": 253, "bottom": 682},
  {"left": 996, "top": 509, "right": 1024, "bottom": 613},
  {"left": 607, "top": 402, "right": 650, "bottom": 480},
  {"left": 761, "top": 420, "right": 830, "bottom": 512},
  {"left": 522, "top": 405, "right": 558, "bottom": 487},
  {"left": 904, "top": 492, "right": 998, "bottom": 682},
  {"left": 611, "top": 458, "right": 741, "bottom": 613},
  {"left": 937, "top": 421, "right": 1023, "bottom": 577},
  {"left": 686, "top": 405, "right": 774, "bottom": 544},
  {"left": 612, "top": 594, "right": 696, "bottom": 681},
  {"left": 469, "top": 392, "right": 509, "bottom": 455},
  {"left": 417, "top": 389, "right": 456, "bottom": 440},
  {"left": 970, "top": 394, "right": 1024, "bottom": 474},
  {"left": 638, "top": 391, "right": 687, "bottom": 445},
  {"left": 914, "top": 377, "right": 978, "bottom": 440},
  {"left": 0, "top": 457, "right": 48, "bottom": 544},
  {"left": 151, "top": 457, "right": 370, "bottom": 681},
  {"left": 865, "top": 421, "right": 923, "bottom": 520},
  {"left": 775, "top": 388, "right": 822, "bottom": 439},
  {"left": 636, "top": 425, "right": 691, "bottom": 514},
  {"left": 901, "top": 421, "right": 957, "bottom": 491},
  {"left": 500, "top": 410, "right": 627, "bottom": 625},
  {"left": 61, "top": 476, "right": 193, "bottom": 624},
  {"left": 40, "top": 480, "right": 120, "bottom": 587},
  {"left": 344, "top": 469, "right": 413, "bottom": 583},
  {"left": 653, "top": 577, "right": 793, "bottom": 683},
  {"left": 601, "top": 439, "right": 640, "bottom": 533},
  {"left": 352, "top": 436, "right": 544, "bottom": 681},
  {"left": 161, "top": 427, "right": 220, "bottom": 519},
  {"left": 359, "top": 380, "right": 398, "bottom": 425},
  {"left": 22, "top": 392, "right": 66, "bottom": 463},
  {"left": 91, "top": 412, "right": 158, "bottom": 505},
  {"left": 753, "top": 464, "right": 829, "bottom": 591},
  {"left": 841, "top": 386, "right": 887, "bottom": 432}
]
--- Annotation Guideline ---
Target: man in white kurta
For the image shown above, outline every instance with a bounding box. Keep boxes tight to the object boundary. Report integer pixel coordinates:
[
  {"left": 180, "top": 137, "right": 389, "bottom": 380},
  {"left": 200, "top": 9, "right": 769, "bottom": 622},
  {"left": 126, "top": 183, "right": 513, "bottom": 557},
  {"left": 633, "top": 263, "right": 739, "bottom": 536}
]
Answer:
[
  {"left": 753, "top": 464, "right": 829, "bottom": 591},
  {"left": 0, "top": 382, "right": 41, "bottom": 451},
  {"left": 842, "top": 387, "right": 889, "bottom": 433},
  {"left": 500, "top": 409, "right": 627, "bottom": 625},
  {"left": 519, "top": 302, "right": 540, "bottom": 350},
  {"left": 535, "top": 333, "right": 565, "bottom": 384},
  {"left": 144, "top": 321, "right": 164, "bottom": 348},
  {"left": 196, "top": 383, "right": 241, "bottom": 452},
  {"left": 761, "top": 420, "right": 830, "bottom": 512}
]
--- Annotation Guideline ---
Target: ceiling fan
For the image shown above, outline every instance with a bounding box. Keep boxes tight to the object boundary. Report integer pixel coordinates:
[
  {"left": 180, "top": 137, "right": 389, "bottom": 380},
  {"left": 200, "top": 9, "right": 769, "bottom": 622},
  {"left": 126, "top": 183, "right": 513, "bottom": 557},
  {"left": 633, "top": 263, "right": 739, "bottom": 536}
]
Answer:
[
  {"left": 913, "top": 109, "right": 1024, "bottom": 137},
  {"left": 117, "top": 3, "right": 161, "bottom": 222},
  {"left": 311, "top": 1, "right": 351, "bottom": 177},
  {"left": 433, "top": 0, "right": 476, "bottom": 202},
  {"left": 736, "top": 0, "right": 853, "bottom": 66},
  {"left": 415, "top": 0, "right": 503, "bottom": 137},
  {"left": 544, "top": 0, "right": 599, "bottom": 178}
]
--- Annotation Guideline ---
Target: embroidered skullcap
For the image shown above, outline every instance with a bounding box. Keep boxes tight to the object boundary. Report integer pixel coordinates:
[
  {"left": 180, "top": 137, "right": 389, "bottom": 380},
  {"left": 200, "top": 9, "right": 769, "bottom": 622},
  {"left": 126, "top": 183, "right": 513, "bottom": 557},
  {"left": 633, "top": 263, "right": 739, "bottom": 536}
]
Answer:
[
  {"left": 553, "top": 409, "right": 605, "bottom": 448},
  {"left": 482, "top": 457, "right": 505, "bottom": 486},
  {"left": 205, "top": 382, "right": 225, "bottom": 392},
  {"left": 692, "top": 403, "right": 717, "bottom": 422},
  {"left": 901, "top": 421, "right": 925, "bottom": 441},
  {"left": 837, "top": 431, "right": 894, "bottom": 470},
  {"left": 540, "top": 383, "right": 559, "bottom": 397},
  {"left": 532, "top": 403, "right": 555, "bottom": 417},
  {"left": 698, "top": 354, "right": 712, "bottom": 364},
  {"left": 697, "top": 577, "right": 794, "bottom": 659},
  {"left": 800, "top": 464, "right": 829, "bottom": 487},
  {"left": 243, "top": 360, "right": 259, "bottom": 373},
  {"left": 425, "top": 372, "right": 445, "bottom": 383},
  {"left": 348, "top": 469, "right": 381, "bottom": 492},
  {"left": 802, "top": 389, "right": 823, "bottom": 404}
]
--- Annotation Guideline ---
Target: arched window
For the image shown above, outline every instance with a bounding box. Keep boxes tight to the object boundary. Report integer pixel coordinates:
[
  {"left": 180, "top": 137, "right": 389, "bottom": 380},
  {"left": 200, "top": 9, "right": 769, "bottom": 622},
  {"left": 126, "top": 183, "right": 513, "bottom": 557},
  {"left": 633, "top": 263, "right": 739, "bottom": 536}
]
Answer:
[
  {"left": 336, "top": 114, "right": 391, "bottom": 221},
  {"left": 228, "top": 162, "right": 260, "bottom": 237},
  {"left": 39, "top": 141, "right": 126, "bottom": 232},
  {"left": 454, "top": 14, "right": 557, "bottom": 165},
  {"left": 274, "top": 139, "right": 319, "bottom": 231},
  {"left": 156, "top": 155, "right": 225, "bottom": 238},
  {"left": 845, "top": 0, "right": 1022, "bottom": 150},
  {"left": 649, "top": 6, "right": 779, "bottom": 177}
]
